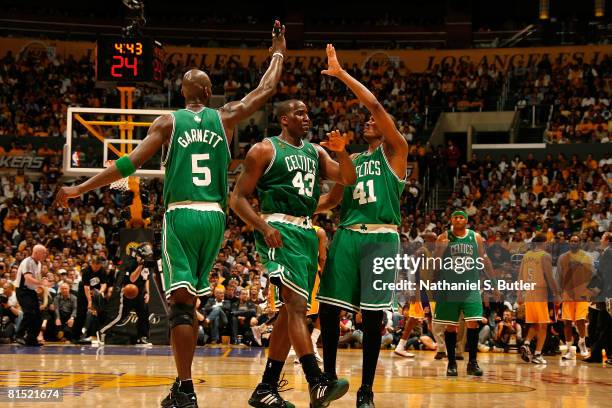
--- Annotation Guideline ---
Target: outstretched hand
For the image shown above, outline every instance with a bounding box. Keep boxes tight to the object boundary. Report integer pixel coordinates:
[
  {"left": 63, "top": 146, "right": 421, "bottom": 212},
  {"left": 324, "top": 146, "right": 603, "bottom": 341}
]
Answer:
[
  {"left": 321, "top": 44, "right": 344, "bottom": 77},
  {"left": 54, "top": 185, "right": 81, "bottom": 208},
  {"left": 269, "top": 20, "right": 287, "bottom": 56},
  {"left": 321, "top": 130, "right": 348, "bottom": 152}
]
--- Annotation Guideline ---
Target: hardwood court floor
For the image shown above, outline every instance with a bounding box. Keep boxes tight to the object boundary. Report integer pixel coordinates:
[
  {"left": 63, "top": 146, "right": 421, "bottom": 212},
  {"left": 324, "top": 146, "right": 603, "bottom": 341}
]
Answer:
[{"left": 0, "top": 344, "right": 610, "bottom": 407}]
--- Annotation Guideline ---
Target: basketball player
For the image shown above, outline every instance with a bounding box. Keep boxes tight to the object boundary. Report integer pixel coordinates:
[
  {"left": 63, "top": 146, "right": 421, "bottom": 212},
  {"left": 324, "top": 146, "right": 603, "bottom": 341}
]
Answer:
[
  {"left": 315, "top": 44, "right": 409, "bottom": 407},
  {"left": 230, "top": 99, "right": 355, "bottom": 408},
  {"left": 432, "top": 210, "right": 493, "bottom": 377},
  {"left": 291, "top": 224, "right": 327, "bottom": 363},
  {"left": 558, "top": 235, "right": 593, "bottom": 360},
  {"left": 55, "top": 20, "right": 288, "bottom": 408},
  {"left": 394, "top": 232, "right": 437, "bottom": 358},
  {"left": 517, "top": 233, "right": 560, "bottom": 364}
]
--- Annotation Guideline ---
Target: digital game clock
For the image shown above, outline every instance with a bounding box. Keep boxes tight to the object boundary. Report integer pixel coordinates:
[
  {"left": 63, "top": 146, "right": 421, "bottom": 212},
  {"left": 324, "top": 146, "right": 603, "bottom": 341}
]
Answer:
[{"left": 95, "top": 37, "right": 164, "bottom": 86}]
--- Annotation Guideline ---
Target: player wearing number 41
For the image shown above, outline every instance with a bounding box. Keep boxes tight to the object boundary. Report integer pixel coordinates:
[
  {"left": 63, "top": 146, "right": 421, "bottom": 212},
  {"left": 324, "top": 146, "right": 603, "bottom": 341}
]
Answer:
[
  {"left": 230, "top": 99, "right": 356, "bottom": 407},
  {"left": 55, "top": 19, "right": 289, "bottom": 408},
  {"left": 315, "top": 44, "right": 409, "bottom": 408}
]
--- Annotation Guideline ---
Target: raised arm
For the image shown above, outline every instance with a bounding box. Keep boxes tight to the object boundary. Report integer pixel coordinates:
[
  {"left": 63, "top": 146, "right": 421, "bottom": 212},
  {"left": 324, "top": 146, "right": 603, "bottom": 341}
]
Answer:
[
  {"left": 219, "top": 21, "right": 286, "bottom": 136},
  {"left": 54, "top": 114, "right": 173, "bottom": 207},
  {"left": 229, "top": 141, "right": 282, "bottom": 248},
  {"left": 316, "top": 130, "right": 357, "bottom": 186},
  {"left": 321, "top": 44, "right": 408, "bottom": 175},
  {"left": 316, "top": 183, "right": 345, "bottom": 213}
]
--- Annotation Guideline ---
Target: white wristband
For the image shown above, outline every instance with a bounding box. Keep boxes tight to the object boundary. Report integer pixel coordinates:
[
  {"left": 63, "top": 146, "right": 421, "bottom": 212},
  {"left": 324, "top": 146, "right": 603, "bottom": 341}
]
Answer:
[{"left": 272, "top": 52, "right": 284, "bottom": 60}]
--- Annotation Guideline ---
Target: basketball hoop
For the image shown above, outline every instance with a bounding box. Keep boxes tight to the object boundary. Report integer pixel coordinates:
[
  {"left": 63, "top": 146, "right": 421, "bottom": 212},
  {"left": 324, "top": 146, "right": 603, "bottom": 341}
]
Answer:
[{"left": 105, "top": 160, "right": 138, "bottom": 191}]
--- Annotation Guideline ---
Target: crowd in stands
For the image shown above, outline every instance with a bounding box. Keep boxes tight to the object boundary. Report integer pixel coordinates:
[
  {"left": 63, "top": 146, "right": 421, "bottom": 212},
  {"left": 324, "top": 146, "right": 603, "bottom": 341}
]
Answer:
[
  {"left": 2, "top": 50, "right": 610, "bottom": 153},
  {"left": 0, "top": 148, "right": 608, "bottom": 353},
  {"left": 0, "top": 44, "right": 610, "bottom": 357},
  {"left": 508, "top": 54, "right": 612, "bottom": 143}
]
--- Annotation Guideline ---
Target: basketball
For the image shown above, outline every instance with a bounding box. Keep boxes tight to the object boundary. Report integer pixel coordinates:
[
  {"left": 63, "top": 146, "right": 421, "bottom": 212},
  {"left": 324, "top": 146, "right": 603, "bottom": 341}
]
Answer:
[{"left": 123, "top": 284, "right": 139, "bottom": 299}]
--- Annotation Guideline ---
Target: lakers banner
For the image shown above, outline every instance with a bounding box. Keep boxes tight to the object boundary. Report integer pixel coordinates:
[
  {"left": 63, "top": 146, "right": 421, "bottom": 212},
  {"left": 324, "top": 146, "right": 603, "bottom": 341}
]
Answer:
[
  {"left": 3, "top": 37, "right": 610, "bottom": 72},
  {"left": 0, "top": 155, "right": 46, "bottom": 170}
]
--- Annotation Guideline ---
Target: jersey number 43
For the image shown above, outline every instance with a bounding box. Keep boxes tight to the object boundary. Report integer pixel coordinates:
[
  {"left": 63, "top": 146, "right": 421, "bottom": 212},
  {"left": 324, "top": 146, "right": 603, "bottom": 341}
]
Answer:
[{"left": 292, "top": 171, "right": 315, "bottom": 197}]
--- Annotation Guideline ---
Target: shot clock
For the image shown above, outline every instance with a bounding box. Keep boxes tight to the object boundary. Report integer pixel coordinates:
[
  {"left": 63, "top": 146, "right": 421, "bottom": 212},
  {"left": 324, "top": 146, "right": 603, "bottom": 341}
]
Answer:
[{"left": 95, "top": 37, "right": 164, "bottom": 86}]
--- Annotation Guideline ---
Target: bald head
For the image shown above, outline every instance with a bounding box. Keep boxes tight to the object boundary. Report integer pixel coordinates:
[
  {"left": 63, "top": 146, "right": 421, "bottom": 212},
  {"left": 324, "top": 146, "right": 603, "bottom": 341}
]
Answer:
[
  {"left": 32, "top": 244, "right": 47, "bottom": 262},
  {"left": 182, "top": 69, "right": 212, "bottom": 104}
]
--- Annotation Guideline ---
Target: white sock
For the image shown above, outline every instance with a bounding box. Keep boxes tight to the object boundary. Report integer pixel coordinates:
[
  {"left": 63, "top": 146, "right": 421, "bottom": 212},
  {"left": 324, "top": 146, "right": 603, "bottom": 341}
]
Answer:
[
  {"left": 566, "top": 340, "right": 573, "bottom": 347},
  {"left": 396, "top": 338, "right": 407, "bottom": 351},
  {"left": 311, "top": 328, "right": 321, "bottom": 344},
  {"left": 524, "top": 340, "right": 530, "bottom": 346},
  {"left": 579, "top": 337, "right": 586, "bottom": 344}
]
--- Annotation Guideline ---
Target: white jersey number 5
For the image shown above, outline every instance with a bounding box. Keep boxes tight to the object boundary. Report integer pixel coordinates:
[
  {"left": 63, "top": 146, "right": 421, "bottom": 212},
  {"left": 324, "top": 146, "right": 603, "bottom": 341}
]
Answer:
[{"left": 192, "top": 154, "right": 211, "bottom": 186}]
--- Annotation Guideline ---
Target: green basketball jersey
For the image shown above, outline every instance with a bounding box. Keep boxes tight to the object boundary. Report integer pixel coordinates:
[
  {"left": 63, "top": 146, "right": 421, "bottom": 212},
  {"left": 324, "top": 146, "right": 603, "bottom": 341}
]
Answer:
[
  {"left": 339, "top": 145, "right": 405, "bottom": 227},
  {"left": 441, "top": 229, "right": 480, "bottom": 284},
  {"left": 257, "top": 136, "right": 320, "bottom": 217},
  {"left": 162, "top": 108, "right": 231, "bottom": 208}
]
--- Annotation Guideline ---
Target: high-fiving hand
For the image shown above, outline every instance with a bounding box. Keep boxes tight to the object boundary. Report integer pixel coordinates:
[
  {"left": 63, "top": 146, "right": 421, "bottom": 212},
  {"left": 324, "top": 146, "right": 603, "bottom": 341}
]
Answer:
[
  {"left": 321, "top": 130, "right": 349, "bottom": 152},
  {"left": 54, "top": 186, "right": 80, "bottom": 208},
  {"left": 321, "top": 44, "right": 344, "bottom": 77},
  {"left": 269, "top": 20, "right": 287, "bottom": 56}
]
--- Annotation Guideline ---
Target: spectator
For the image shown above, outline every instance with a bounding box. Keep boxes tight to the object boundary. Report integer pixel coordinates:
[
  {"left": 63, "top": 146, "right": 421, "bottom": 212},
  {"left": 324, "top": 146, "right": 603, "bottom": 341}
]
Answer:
[
  {"left": 0, "top": 294, "right": 17, "bottom": 343},
  {"left": 230, "top": 288, "right": 258, "bottom": 345},
  {"left": 52, "top": 282, "right": 77, "bottom": 341},
  {"left": 1, "top": 282, "right": 22, "bottom": 330},
  {"left": 243, "top": 118, "right": 260, "bottom": 142},
  {"left": 204, "top": 287, "right": 232, "bottom": 344},
  {"left": 493, "top": 310, "right": 523, "bottom": 352}
]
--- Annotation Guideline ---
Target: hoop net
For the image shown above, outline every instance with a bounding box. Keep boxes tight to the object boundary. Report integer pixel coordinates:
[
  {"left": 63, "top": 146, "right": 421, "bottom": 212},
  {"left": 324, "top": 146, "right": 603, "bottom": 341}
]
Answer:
[{"left": 105, "top": 160, "right": 140, "bottom": 192}]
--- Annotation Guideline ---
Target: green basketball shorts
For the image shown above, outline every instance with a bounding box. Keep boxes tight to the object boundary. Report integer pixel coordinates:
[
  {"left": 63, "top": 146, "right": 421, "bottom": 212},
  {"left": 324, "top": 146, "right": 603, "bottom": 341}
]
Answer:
[
  {"left": 317, "top": 227, "right": 399, "bottom": 312},
  {"left": 161, "top": 205, "right": 225, "bottom": 299},
  {"left": 433, "top": 292, "right": 483, "bottom": 325},
  {"left": 255, "top": 219, "right": 318, "bottom": 305}
]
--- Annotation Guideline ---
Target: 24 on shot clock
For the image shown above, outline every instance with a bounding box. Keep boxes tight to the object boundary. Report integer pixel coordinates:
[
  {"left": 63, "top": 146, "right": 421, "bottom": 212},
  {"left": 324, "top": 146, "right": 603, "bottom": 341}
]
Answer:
[{"left": 95, "top": 36, "right": 164, "bottom": 87}]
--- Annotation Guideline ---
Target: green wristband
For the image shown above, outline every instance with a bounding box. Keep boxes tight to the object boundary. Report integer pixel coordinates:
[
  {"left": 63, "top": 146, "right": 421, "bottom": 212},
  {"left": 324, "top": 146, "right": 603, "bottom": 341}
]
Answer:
[{"left": 115, "top": 155, "right": 136, "bottom": 177}]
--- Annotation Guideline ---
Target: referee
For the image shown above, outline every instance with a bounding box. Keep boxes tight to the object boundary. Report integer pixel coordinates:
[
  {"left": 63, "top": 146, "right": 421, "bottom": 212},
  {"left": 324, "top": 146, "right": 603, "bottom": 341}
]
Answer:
[
  {"left": 98, "top": 243, "right": 152, "bottom": 345},
  {"left": 14, "top": 244, "right": 48, "bottom": 346}
]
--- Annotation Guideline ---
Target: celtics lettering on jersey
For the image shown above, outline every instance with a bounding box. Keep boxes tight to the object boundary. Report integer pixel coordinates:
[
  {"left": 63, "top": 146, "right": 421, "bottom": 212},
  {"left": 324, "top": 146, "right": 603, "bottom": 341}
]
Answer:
[
  {"left": 163, "top": 108, "right": 231, "bottom": 208},
  {"left": 442, "top": 229, "right": 480, "bottom": 281},
  {"left": 340, "top": 145, "right": 405, "bottom": 227},
  {"left": 257, "top": 136, "right": 320, "bottom": 217}
]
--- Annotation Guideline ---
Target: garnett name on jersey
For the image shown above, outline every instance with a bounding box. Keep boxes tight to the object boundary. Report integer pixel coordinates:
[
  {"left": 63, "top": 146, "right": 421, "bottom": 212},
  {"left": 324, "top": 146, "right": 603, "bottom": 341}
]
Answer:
[
  {"left": 356, "top": 160, "right": 381, "bottom": 177},
  {"left": 285, "top": 154, "right": 317, "bottom": 174},
  {"left": 177, "top": 128, "right": 224, "bottom": 148}
]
